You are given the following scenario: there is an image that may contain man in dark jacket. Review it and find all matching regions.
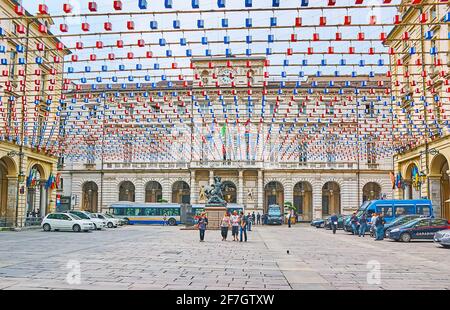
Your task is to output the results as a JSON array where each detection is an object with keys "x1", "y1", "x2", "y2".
[
  {"x1": 350, "y1": 212, "x2": 359, "y2": 235},
  {"x1": 330, "y1": 213, "x2": 339, "y2": 234},
  {"x1": 374, "y1": 214, "x2": 386, "y2": 241}
]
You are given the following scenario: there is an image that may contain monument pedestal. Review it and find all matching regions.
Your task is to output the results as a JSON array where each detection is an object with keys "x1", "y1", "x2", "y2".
[{"x1": 205, "y1": 204, "x2": 227, "y2": 230}]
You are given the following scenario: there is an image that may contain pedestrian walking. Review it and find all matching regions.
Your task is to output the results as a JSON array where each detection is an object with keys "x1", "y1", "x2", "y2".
[
  {"x1": 230, "y1": 211, "x2": 240, "y2": 241},
  {"x1": 197, "y1": 212, "x2": 208, "y2": 242},
  {"x1": 358, "y1": 213, "x2": 368, "y2": 237},
  {"x1": 288, "y1": 210, "x2": 292, "y2": 228},
  {"x1": 220, "y1": 212, "x2": 231, "y2": 241},
  {"x1": 252, "y1": 211, "x2": 256, "y2": 225},
  {"x1": 257, "y1": 212, "x2": 261, "y2": 225},
  {"x1": 264, "y1": 213, "x2": 268, "y2": 225},
  {"x1": 239, "y1": 211, "x2": 248, "y2": 242},
  {"x1": 350, "y1": 212, "x2": 359, "y2": 235},
  {"x1": 247, "y1": 212, "x2": 252, "y2": 231},
  {"x1": 330, "y1": 213, "x2": 338, "y2": 234},
  {"x1": 374, "y1": 213, "x2": 386, "y2": 241}
]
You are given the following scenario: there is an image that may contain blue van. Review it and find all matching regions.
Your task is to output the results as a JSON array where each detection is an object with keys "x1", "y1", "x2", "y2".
[{"x1": 344, "y1": 199, "x2": 433, "y2": 232}]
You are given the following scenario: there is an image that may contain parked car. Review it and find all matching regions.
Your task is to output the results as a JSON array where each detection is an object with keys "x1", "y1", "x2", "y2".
[
  {"x1": 434, "y1": 229, "x2": 450, "y2": 248},
  {"x1": 103, "y1": 212, "x2": 126, "y2": 226},
  {"x1": 93, "y1": 213, "x2": 121, "y2": 228},
  {"x1": 66, "y1": 210, "x2": 106, "y2": 230},
  {"x1": 42, "y1": 213, "x2": 94, "y2": 232},
  {"x1": 387, "y1": 218, "x2": 450, "y2": 242},
  {"x1": 311, "y1": 218, "x2": 325, "y2": 228},
  {"x1": 383, "y1": 214, "x2": 424, "y2": 237},
  {"x1": 325, "y1": 215, "x2": 345, "y2": 230}
]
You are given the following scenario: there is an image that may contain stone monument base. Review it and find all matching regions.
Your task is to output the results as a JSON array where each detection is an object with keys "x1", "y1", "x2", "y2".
[{"x1": 205, "y1": 204, "x2": 227, "y2": 230}]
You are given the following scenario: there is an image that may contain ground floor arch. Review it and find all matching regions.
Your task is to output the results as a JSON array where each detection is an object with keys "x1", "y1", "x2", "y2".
[
  {"x1": 362, "y1": 182, "x2": 382, "y2": 202},
  {"x1": 119, "y1": 181, "x2": 136, "y2": 202},
  {"x1": 322, "y1": 182, "x2": 341, "y2": 216},
  {"x1": 0, "y1": 156, "x2": 17, "y2": 227},
  {"x1": 293, "y1": 181, "x2": 313, "y2": 221},
  {"x1": 145, "y1": 181, "x2": 162, "y2": 202},
  {"x1": 82, "y1": 181, "x2": 99, "y2": 212},
  {"x1": 430, "y1": 154, "x2": 450, "y2": 220},
  {"x1": 264, "y1": 181, "x2": 284, "y2": 213},
  {"x1": 26, "y1": 164, "x2": 48, "y2": 224},
  {"x1": 172, "y1": 181, "x2": 190, "y2": 204},
  {"x1": 403, "y1": 163, "x2": 421, "y2": 199}
]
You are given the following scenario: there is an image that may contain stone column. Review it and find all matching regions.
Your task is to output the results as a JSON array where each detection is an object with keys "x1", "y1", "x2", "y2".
[
  {"x1": 238, "y1": 170, "x2": 244, "y2": 205},
  {"x1": 209, "y1": 170, "x2": 214, "y2": 185},
  {"x1": 6, "y1": 176, "x2": 18, "y2": 227},
  {"x1": 257, "y1": 170, "x2": 263, "y2": 211},
  {"x1": 429, "y1": 175, "x2": 442, "y2": 218},
  {"x1": 135, "y1": 178, "x2": 145, "y2": 203},
  {"x1": 190, "y1": 170, "x2": 197, "y2": 204},
  {"x1": 313, "y1": 184, "x2": 322, "y2": 219},
  {"x1": 162, "y1": 176, "x2": 170, "y2": 202},
  {"x1": 16, "y1": 179, "x2": 27, "y2": 227}
]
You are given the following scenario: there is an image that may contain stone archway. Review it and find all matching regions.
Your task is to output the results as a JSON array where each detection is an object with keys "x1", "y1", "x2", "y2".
[
  {"x1": 322, "y1": 182, "x2": 341, "y2": 217},
  {"x1": 404, "y1": 163, "x2": 420, "y2": 199},
  {"x1": 223, "y1": 181, "x2": 237, "y2": 203},
  {"x1": 264, "y1": 181, "x2": 284, "y2": 213},
  {"x1": 119, "y1": 181, "x2": 136, "y2": 202},
  {"x1": 362, "y1": 182, "x2": 382, "y2": 202},
  {"x1": 82, "y1": 182, "x2": 99, "y2": 212},
  {"x1": 0, "y1": 156, "x2": 17, "y2": 227},
  {"x1": 145, "y1": 181, "x2": 162, "y2": 203},
  {"x1": 172, "y1": 181, "x2": 190, "y2": 204},
  {"x1": 430, "y1": 154, "x2": 449, "y2": 220},
  {"x1": 293, "y1": 181, "x2": 313, "y2": 221},
  {"x1": 26, "y1": 164, "x2": 48, "y2": 223}
]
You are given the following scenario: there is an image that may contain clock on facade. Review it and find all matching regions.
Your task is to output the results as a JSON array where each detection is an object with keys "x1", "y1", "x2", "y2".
[{"x1": 218, "y1": 68, "x2": 235, "y2": 85}]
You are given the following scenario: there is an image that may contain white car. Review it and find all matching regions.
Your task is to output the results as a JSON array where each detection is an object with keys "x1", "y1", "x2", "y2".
[
  {"x1": 93, "y1": 213, "x2": 120, "y2": 228},
  {"x1": 42, "y1": 213, "x2": 94, "y2": 232},
  {"x1": 67, "y1": 210, "x2": 106, "y2": 230}
]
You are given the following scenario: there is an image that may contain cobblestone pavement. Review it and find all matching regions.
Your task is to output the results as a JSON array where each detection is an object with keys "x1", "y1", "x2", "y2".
[{"x1": 0, "y1": 224, "x2": 449, "y2": 290}]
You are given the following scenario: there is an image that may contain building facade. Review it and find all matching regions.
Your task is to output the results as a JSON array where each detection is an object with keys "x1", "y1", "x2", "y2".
[
  {"x1": 385, "y1": 0, "x2": 449, "y2": 220},
  {"x1": 59, "y1": 57, "x2": 394, "y2": 220},
  {"x1": 0, "y1": 0, "x2": 70, "y2": 227}
]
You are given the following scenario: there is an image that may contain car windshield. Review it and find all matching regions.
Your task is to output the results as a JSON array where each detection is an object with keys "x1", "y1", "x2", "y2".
[
  {"x1": 268, "y1": 208, "x2": 280, "y2": 216},
  {"x1": 103, "y1": 213, "x2": 113, "y2": 218},
  {"x1": 401, "y1": 219, "x2": 423, "y2": 228},
  {"x1": 73, "y1": 212, "x2": 90, "y2": 220},
  {"x1": 70, "y1": 214, "x2": 82, "y2": 220}
]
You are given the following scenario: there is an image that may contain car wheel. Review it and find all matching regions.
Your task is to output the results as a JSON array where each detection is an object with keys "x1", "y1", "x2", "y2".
[
  {"x1": 168, "y1": 218, "x2": 176, "y2": 226},
  {"x1": 107, "y1": 222, "x2": 114, "y2": 228},
  {"x1": 124, "y1": 218, "x2": 130, "y2": 225},
  {"x1": 43, "y1": 223, "x2": 51, "y2": 232},
  {"x1": 72, "y1": 224, "x2": 81, "y2": 232},
  {"x1": 93, "y1": 223, "x2": 97, "y2": 230},
  {"x1": 400, "y1": 233, "x2": 411, "y2": 243}
]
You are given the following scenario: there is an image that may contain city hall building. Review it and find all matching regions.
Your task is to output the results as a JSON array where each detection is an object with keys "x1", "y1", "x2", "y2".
[{"x1": 59, "y1": 57, "x2": 394, "y2": 221}]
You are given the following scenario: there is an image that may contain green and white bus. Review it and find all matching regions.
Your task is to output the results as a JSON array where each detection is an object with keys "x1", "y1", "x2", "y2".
[{"x1": 108, "y1": 202, "x2": 182, "y2": 226}]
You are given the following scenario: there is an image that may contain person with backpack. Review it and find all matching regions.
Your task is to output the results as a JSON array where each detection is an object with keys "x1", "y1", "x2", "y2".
[{"x1": 197, "y1": 212, "x2": 208, "y2": 242}]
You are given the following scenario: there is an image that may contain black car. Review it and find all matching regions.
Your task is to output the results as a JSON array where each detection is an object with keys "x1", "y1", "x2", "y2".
[
  {"x1": 387, "y1": 218, "x2": 450, "y2": 242},
  {"x1": 383, "y1": 214, "x2": 424, "y2": 237}
]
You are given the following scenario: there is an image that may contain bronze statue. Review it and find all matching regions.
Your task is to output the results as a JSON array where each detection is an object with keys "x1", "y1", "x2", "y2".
[{"x1": 205, "y1": 176, "x2": 227, "y2": 205}]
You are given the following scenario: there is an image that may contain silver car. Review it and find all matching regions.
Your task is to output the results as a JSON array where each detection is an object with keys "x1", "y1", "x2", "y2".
[{"x1": 434, "y1": 229, "x2": 450, "y2": 248}]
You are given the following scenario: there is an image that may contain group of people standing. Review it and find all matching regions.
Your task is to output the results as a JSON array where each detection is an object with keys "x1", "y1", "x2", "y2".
[
  {"x1": 348, "y1": 212, "x2": 386, "y2": 240},
  {"x1": 195, "y1": 210, "x2": 263, "y2": 242}
]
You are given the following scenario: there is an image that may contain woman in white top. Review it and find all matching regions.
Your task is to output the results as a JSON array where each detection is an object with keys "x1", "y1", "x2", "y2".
[{"x1": 220, "y1": 212, "x2": 231, "y2": 241}]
